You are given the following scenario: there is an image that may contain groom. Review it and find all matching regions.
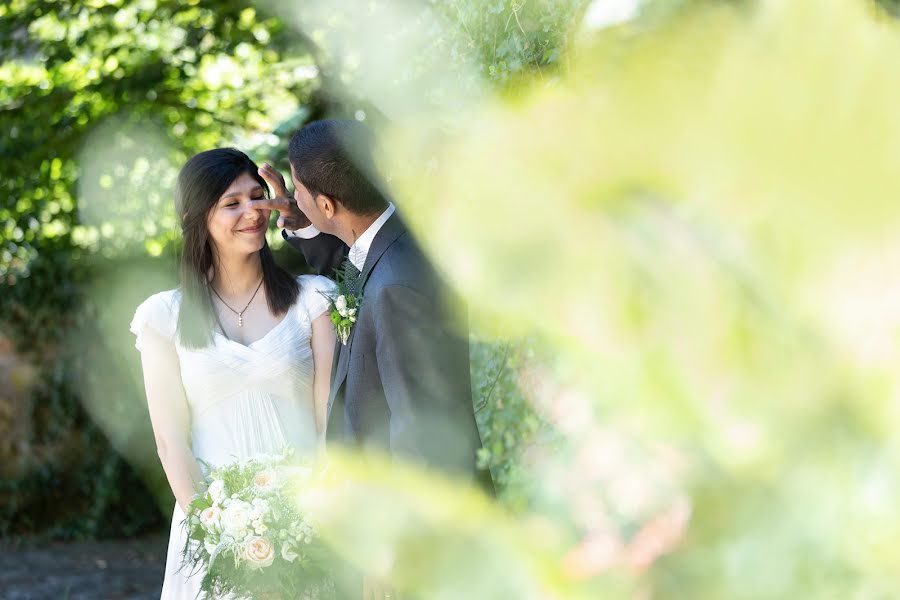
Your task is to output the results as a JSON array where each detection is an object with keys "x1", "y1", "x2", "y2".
[
  {"x1": 255, "y1": 120, "x2": 495, "y2": 484},
  {"x1": 256, "y1": 120, "x2": 493, "y2": 598}
]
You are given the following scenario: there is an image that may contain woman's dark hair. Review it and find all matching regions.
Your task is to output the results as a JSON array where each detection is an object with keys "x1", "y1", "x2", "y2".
[
  {"x1": 175, "y1": 148, "x2": 299, "y2": 348},
  {"x1": 288, "y1": 119, "x2": 389, "y2": 215}
]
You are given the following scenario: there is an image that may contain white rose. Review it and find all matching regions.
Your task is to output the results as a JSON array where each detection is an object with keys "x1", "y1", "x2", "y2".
[
  {"x1": 281, "y1": 543, "x2": 299, "y2": 563},
  {"x1": 243, "y1": 536, "x2": 275, "y2": 569},
  {"x1": 207, "y1": 479, "x2": 226, "y2": 504},
  {"x1": 199, "y1": 506, "x2": 222, "y2": 530},
  {"x1": 335, "y1": 295, "x2": 348, "y2": 317},
  {"x1": 221, "y1": 500, "x2": 252, "y2": 537}
]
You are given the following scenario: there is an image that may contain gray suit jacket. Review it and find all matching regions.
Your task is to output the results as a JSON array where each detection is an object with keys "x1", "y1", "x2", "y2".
[{"x1": 287, "y1": 214, "x2": 494, "y2": 492}]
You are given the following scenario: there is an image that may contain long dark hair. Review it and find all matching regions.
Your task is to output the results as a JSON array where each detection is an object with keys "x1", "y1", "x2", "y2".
[{"x1": 175, "y1": 148, "x2": 299, "y2": 348}]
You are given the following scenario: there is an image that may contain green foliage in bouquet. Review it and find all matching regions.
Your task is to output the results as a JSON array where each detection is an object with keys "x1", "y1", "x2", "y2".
[{"x1": 182, "y1": 449, "x2": 335, "y2": 599}]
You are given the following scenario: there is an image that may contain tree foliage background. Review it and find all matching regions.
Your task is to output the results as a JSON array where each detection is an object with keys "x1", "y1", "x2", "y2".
[{"x1": 0, "y1": 0, "x2": 577, "y2": 539}]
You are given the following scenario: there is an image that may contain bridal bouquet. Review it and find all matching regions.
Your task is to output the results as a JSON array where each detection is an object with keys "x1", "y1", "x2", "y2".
[{"x1": 182, "y1": 448, "x2": 334, "y2": 599}]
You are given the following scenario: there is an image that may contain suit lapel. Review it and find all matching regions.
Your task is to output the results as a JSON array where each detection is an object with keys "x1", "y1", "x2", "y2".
[
  {"x1": 358, "y1": 213, "x2": 406, "y2": 290},
  {"x1": 327, "y1": 213, "x2": 408, "y2": 421}
]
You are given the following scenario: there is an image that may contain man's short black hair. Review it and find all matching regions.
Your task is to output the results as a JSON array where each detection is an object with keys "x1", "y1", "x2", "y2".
[{"x1": 288, "y1": 119, "x2": 389, "y2": 215}]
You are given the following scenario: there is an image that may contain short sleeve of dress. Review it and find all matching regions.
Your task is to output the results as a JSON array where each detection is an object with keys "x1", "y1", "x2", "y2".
[
  {"x1": 129, "y1": 290, "x2": 180, "y2": 352},
  {"x1": 297, "y1": 274, "x2": 337, "y2": 322}
]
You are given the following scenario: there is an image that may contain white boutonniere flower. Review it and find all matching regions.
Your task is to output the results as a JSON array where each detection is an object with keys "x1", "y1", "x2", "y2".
[
  {"x1": 335, "y1": 295, "x2": 348, "y2": 317},
  {"x1": 319, "y1": 260, "x2": 363, "y2": 345}
]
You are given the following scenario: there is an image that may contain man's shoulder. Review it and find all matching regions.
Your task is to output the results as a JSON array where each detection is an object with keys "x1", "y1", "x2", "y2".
[{"x1": 370, "y1": 233, "x2": 435, "y2": 287}]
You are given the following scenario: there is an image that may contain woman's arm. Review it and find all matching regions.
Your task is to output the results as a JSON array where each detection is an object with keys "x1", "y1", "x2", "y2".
[
  {"x1": 310, "y1": 312, "x2": 337, "y2": 449},
  {"x1": 138, "y1": 326, "x2": 204, "y2": 512}
]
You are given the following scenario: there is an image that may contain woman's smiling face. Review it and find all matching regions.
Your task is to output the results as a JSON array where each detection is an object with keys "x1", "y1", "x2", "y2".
[{"x1": 206, "y1": 172, "x2": 271, "y2": 257}]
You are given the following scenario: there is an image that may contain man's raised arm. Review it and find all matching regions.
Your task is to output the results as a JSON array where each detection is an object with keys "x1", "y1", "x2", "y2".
[{"x1": 252, "y1": 163, "x2": 348, "y2": 276}]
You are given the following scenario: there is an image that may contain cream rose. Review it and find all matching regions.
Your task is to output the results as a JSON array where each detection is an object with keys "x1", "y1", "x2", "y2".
[
  {"x1": 253, "y1": 469, "x2": 278, "y2": 493},
  {"x1": 243, "y1": 536, "x2": 275, "y2": 569},
  {"x1": 221, "y1": 500, "x2": 252, "y2": 537},
  {"x1": 199, "y1": 506, "x2": 222, "y2": 530}
]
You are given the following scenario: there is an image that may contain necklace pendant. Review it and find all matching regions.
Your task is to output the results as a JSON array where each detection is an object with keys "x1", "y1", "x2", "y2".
[{"x1": 238, "y1": 315, "x2": 243, "y2": 327}]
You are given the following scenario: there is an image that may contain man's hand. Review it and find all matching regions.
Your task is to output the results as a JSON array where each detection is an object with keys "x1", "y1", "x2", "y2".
[
  {"x1": 363, "y1": 576, "x2": 401, "y2": 600},
  {"x1": 251, "y1": 162, "x2": 312, "y2": 231}
]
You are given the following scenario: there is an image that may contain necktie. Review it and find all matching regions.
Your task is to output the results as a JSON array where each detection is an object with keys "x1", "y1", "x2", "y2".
[{"x1": 337, "y1": 259, "x2": 362, "y2": 297}]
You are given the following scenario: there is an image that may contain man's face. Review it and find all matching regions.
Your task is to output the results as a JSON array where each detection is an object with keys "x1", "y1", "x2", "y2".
[{"x1": 290, "y1": 164, "x2": 331, "y2": 233}]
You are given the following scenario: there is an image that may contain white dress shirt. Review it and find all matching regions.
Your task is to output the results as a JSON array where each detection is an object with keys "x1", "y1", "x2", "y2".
[{"x1": 285, "y1": 202, "x2": 396, "y2": 271}]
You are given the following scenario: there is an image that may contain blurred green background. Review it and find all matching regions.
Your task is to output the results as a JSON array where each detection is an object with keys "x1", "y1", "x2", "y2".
[{"x1": 6, "y1": 0, "x2": 900, "y2": 597}]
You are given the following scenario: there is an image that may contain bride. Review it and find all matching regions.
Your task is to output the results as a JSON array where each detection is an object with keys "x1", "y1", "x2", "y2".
[{"x1": 130, "y1": 148, "x2": 337, "y2": 598}]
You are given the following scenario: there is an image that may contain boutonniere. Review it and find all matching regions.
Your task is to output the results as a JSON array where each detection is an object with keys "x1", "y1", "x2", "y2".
[{"x1": 320, "y1": 260, "x2": 363, "y2": 345}]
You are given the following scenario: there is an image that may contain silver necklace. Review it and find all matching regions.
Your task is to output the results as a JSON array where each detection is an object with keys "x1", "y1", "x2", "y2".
[{"x1": 210, "y1": 277, "x2": 264, "y2": 328}]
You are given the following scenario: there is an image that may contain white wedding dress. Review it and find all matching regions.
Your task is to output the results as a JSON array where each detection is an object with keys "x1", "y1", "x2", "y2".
[{"x1": 130, "y1": 274, "x2": 336, "y2": 599}]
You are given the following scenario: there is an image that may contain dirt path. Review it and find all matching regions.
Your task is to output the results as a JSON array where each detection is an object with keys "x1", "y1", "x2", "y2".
[{"x1": 0, "y1": 534, "x2": 166, "y2": 600}]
